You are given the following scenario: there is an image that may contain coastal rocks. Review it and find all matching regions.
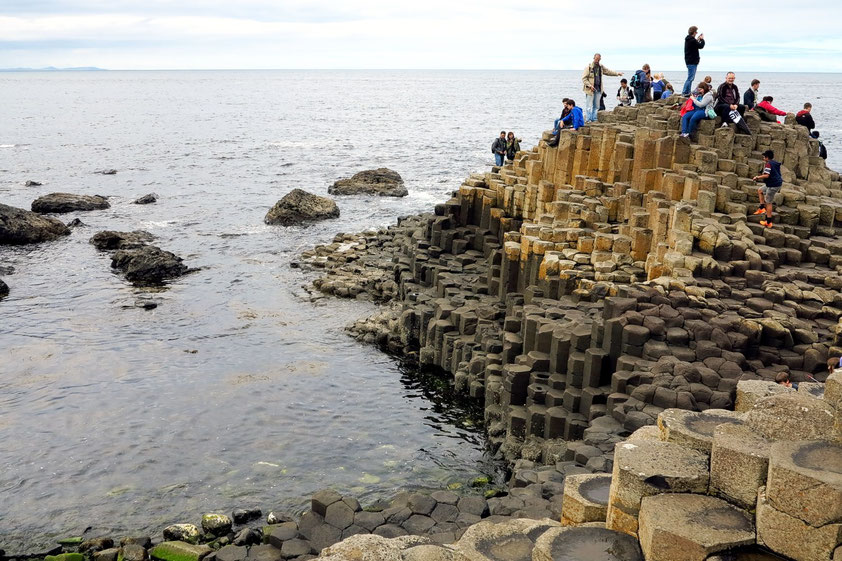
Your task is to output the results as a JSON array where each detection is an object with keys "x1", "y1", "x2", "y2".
[
  {"x1": 0, "y1": 279, "x2": 8, "y2": 300},
  {"x1": 111, "y1": 245, "x2": 189, "y2": 285},
  {"x1": 0, "y1": 203, "x2": 70, "y2": 244},
  {"x1": 31, "y1": 193, "x2": 110, "y2": 214},
  {"x1": 264, "y1": 189, "x2": 339, "y2": 226},
  {"x1": 96, "y1": 169, "x2": 118, "y2": 175},
  {"x1": 201, "y1": 514, "x2": 233, "y2": 537},
  {"x1": 163, "y1": 524, "x2": 201, "y2": 544},
  {"x1": 25, "y1": 180, "x2": 42, "y2": 186},
  {"x1": 134, "y1": 193, "x2": 158, "y2": 205},
  {"x1": 150, "y1": 542, "x2": 211, "y2": 561},
  {"x1": 232, "y1": 508, "x2": 262, "y2": 525},
  {"x1": 328, "y1": 169, "x2": 408, "y2": 197},
  {"x1": 90, "y1": 230, "x2": 155, "y2": 250}
]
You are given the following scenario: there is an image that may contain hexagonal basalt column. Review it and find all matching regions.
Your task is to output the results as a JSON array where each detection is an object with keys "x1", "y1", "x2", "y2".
[
  {"x1": 561, "y1": 474, "x2": 611, "y2": 526},
  {"x1": 766, "y1": 440, "x2": 842, "y2": 527},
  {"x1": 734, "y1": 380, "x2": 792, "y2": 413},
  {"x1": 606, "y1": 440, "x2": 709, "y2": 537},
  {"x1": 745, "y1": 392, "x2": 837, "y2": 442},
  {"x1": 638, "y1": 494, "x2": 754, "y2": 561},
  {"x1": 710, "y1": 423, "x2": 773, "y2": 509},
  {"x1": 657, "y1": 408, "x2": 744, "y2": 453},
  {"x1": 532, "y1": 526, "x2": 643, "y2": 561},
  {"x1": 757, "y1": 487, "x2": 842, "y2": 561},
  {"x1": 456, "y1": 518, "x2": 558, "y2": 561}
]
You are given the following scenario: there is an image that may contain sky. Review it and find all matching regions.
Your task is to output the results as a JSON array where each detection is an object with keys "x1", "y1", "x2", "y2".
[{"x1": 1, "y1": 0, "x2": 842, "y2": 71}]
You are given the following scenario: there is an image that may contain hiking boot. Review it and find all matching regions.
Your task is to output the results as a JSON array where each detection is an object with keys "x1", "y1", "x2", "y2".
[
  {"x1": 753, "y1": 208, "x2": 766, "y2": 215},
  {"x1": 760, "y1": 220, "x2": 773, "y2": 228}
]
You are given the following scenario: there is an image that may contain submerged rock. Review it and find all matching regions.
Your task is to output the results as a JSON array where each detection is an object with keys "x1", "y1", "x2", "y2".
[
  {"x1": 97, "y1": 169, "x2": 118, "y2": 175},
  {"x1": 67, "y1": 218, "x2": 88, "y2": 229},
  {"x1": 329, "y1": 168, "x2": 408, "y2": 197},
  {"x1": 31, "y1": 193, "x2": 110, "y2": 214},
  {"x1": 134, "y1": 193, "x2": 157, "y2": 205},
  {"x1": 0, "y1": 202, "x2": 71, "y2": 245},
  {"x1": 111, "y1": 245, "x2": 189, "y2": 285},
  {"x1": 264, "y1": 188, "x2": 339, "y2": 226},
  {"x1": 90, "y1": 230, "x2": 155, "y2": 251},
  {"x1": 25, "y1": 180, "x2": 42, "y2": 186},
  {"x1": 0, "y1": 278, "x2": 8, "y2": 299}
]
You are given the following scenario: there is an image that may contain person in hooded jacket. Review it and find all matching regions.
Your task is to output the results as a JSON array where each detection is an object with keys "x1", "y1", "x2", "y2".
[
  {"x1": 796, "y1": 103, "x2": 816, "y2": 132},
  {"x1": 547, "y1": 100, "x2": 585, "y2": 147},
  {"x1": 755, "y1": 96, "x2": 787, "y2": 123},
  {"x1": 683, "y1": 26, "x2": 705, "y2": 96}
]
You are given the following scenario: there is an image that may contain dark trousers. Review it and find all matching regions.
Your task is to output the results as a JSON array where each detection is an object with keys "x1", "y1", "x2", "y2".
[
  {"x1": 634, "y1": 87, "x2": 646, "y2": 103},
  {"x1": 715, "y1": 103, "x2": 746, "y2": 123}
]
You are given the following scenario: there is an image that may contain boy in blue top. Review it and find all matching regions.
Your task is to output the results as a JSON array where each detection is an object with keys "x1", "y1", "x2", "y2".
[{"x1": 752, "y1": 150, "x2": 783, "y2": 228}]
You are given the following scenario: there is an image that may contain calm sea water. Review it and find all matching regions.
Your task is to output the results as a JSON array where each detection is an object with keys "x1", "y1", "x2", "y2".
[{"x1": 0, "y1": 70, "x2": 840, "y2": 551}]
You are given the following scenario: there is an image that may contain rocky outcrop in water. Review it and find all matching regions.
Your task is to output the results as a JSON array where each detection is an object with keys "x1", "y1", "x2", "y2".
[
  {"x1": 329, "y1": 168, "x2": 408, "y2": 197},
  {"x1": 32, "y1": 193, "x2": 110, "y2": 214},
  {"x1": 25, "y1": 180, "x2": 42, "y2": 186},
  {"x1": 0, "y1": 278, "x2": 8, "y2": 300},
  {"x1": 0, "y1": 203, "x2": 71, "y2": 245},
  {"x1": 90, "y1": 230, "x2": 155, "y2": 251},
  {"x1": 91, "y1": 230, "x2": 189, "y2": 286},
  {"x1": 264, "y1": 189, "x2": 339, "y2": 226},
  {"x1": 134, "y1": 193, "x2": 157, "y2": 205}
]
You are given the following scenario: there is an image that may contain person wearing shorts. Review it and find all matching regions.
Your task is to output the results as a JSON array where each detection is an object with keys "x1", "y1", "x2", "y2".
[{"x1": 752, "y1": 150, "x2": 783, "y2": 228}]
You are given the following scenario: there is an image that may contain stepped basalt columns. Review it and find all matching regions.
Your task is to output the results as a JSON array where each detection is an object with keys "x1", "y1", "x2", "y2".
[{"x1": 302, "y1": 96, "x2": 842, "y2": 472}]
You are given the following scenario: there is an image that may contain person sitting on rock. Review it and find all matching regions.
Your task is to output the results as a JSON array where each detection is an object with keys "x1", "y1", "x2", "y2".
[
  {"x1": 812, "y1": 131, "x2": 828, "y2": 160},
  {"x1": 679, "y1": 82, "x2": 714, "y2": 138},
  {"x1": 751, "y1": 149, "x2": 783, "y2": 229},
  {"x1": 743, "y1": 79, "x2": 760, "y2": 109},
  {"x1": 553, "y1": 98, "x2": 571, "y2": 134},
  {"x1": 775, "y1": 371, "x2": 798, "y2": 389},
  {"x1": 547, "y1": 100, "x2": 585, "y2": 147},
  {"x1": 755, "y1": 96, "x2": 787, "y2": 123},
  {"x1": 714, "y1": 72, "x2": 746, "y2": 127},
  {"x1": 796, "y1": 102, "x2": 816, "y2": 132}
]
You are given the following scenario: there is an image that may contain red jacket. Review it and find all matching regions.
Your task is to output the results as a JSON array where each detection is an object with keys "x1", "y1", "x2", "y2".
[{"x1": 757, "y1": 101, "x2": 786, "y2": 116}]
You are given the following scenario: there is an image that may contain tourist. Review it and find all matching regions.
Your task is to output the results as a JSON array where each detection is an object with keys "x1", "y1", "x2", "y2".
[
  {"x1": 812, "y1": 131, "x2": 828, "y2": 160},
  {"x1": 553, "y1": 98, "x2": 571, "y2": 134},
  {"x1": 755, "y1": 96, "x2": 787, "y2": 123},
  {"x1": 679, "y1": 82, "x2": 715, "y2": 138},
  {"x1": 715, "y1": 72, "x2": 749, "y2": 132},
  {"x1": 631, "y1": 64, "x2": 651, "y2": 104},
  {"x1": 617, "y1": 79, "x2": 633, "y2": 106},
  {"x1": 796, "y1": 103, "x2": 816, "y2": 132},
  {"x1": 581, "y1": 53, "x2": 623, "y2": 122},
  {"x1": 682, "y1": 26, "x2": 705, "y2": 96},
  {"x1": 651, "y1": 73, "x2": 665, "y2": 101},
  {"x1": 827, "y1": 356, "x2": 841, "y2": 374},
  {"x1": 506, "y1": 132, "x2": 521, "y2": 162},
  {"x1": 661, "y1": 83, "x2": 675, "y2": 99},
  {"x1": 775, "y1": 372, "x2": 798, "y2": 389},
  {"x1": 704, "y1": 75, "x2": 713, "y2": 87},
  {"x1": 752, "y1": 149, "x2": 783, "y2": 229},
  {"x1": 491, "y1": 131, "x2": 507, "y2": 167},
  {"x1": 743, "y1": 79, "x2": 760, "y2": 109},
  {"x1": 547, "y1": 100, "x2": 585, "y2": 147}
]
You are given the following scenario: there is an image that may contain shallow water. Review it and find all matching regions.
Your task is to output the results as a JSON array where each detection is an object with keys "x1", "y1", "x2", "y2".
[{"x1": 0, "y1": 70, "x2": 840, "y2": 551}]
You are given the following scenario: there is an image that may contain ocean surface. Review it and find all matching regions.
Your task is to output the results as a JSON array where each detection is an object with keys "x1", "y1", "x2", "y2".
[{"x1": 1, "y1": 70, "x2": 840, "y2": 551}]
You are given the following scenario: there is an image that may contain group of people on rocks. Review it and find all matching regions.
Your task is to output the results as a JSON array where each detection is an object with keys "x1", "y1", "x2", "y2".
[{"x1": 491, "y1": 131, "x2": 522, "y2": 167}]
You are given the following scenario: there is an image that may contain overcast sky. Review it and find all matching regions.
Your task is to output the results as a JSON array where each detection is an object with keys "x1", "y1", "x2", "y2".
[{"x1": 2, "y1": 0, "x2": 841, "y2": 71}]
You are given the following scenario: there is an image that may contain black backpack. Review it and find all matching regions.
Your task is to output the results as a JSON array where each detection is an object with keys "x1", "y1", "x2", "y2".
[{"x1": 819, "y1": 141, "x2": 828, "y2": 160}]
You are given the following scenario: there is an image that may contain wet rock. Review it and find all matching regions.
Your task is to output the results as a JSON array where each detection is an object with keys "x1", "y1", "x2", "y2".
[
  {"x1": 0, "y1": 279, "x2": 8, "y2": 300},
  {"x1": 279, "y1": 539, "x2": 310, "y2": 558},
  {"x1": 202, "y1": 514, "x2": 233, "y2": 537},
  {"x1": 31, "y1": 193, "x2": 110, "y2": 214},
  {"x1": 97, "y1": 169, "x2": 118, "y2": 175},
  {"x1": 93, "y1": 548, "x2": 119, "y2": 561},
  {"x1": 66, "y1": 218, "x2": 87, "y2": 228},
  {"x1": 134, "y1": 193, "x2": 157, "y2": 205},
  {"x1": 328, "y1": 168, "x2": 408, "y2": 197},
  {"x1": 214, "y1": 545, "x2": 245, "y2": 561},
  {"x1": 121, "y1": 537, "x2": 152, "y2": 548},
  {"x1": 90, "y1": 230, "x2": 155, "y2": 250},
  {"x1": 163, "y1": 524, "x2": 200, "y2": 544},
  {"x1": 111, "y1": 245, "x2": 190, "y2": 285},
  {"x1": 242, "y1": 544, "x2": 281, "y2": 561},
  {"x1": 318, "y1": 534, "x2": 429, "y2": 561},
  {"x1": 120, "y1": 544, "x2": 148, "y2": 561},
  {"x1": 264, "y1": 189, "x2": 339, "y2": 226},
  {"x1": 532, "y1": 526, "x2": 643, "y2": 561},
  {"x1": 266, "y1": 512, "x2": 294, "y2": 525},
  {"x1": 232, "y1": 508, "x2": 262, "y2": 525},
  {"x1": 457, "y1": 518, "x2": 558, "y2": 561},
  {"x1": 80, "y1": 538, "x2": 114, "y2": 553},
  {"x1": 266, "y1": 522, "x2": 298, "y2": 548},
  {"x1": 25, "y1": 180, "x2": 42, "y2": 186},
  {"x1": 0, "y1": 203, "x2": 71, "y2": 244},
  {"x1": 149, "y1": 542, "x2": 211, "y2": 561}
]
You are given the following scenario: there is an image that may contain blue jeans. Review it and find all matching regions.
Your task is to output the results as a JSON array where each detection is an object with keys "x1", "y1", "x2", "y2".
[
  {"x1": 585, "y1": 88, "x2": 601, "y2": 121},
  {"x1": 683, "y1": 64, "x2": 697, "y2": 96},
  {"x1": 681, "y1": 108, "x2": 707, "y2": 134},
  {"x1": 494, "y1": 153, "x2": 505, "y2": 166}
]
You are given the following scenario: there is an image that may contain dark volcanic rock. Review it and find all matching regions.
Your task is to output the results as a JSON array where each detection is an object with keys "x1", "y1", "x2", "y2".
[
  {"x1": 329, "y1": 168, "x2": 408, "y2": 197},
  {"x1": 264, "y1": 189, "x2": 339, "y2": 226},
  {"x1": 25, "y1": 180, "x2": 42, "y2": 186},
  {"x1": 31, "y1": 193, "x2": 110, "y2": 214},
  {"x1": 90, "y1": 230, "x2": 155, "y2": 251},
  {"x1": 97, "y1": 169, "x2": 118, "y2": 175},
  {"x1": 111, "y1": 245, "x2": 189, "y2": 285},
  {"x1": 67, "y1": 218, "x2": 88, "y2": 228},
  {"x1": 0, "y1": 203, "x2": 71, "y2": 245},
  {"x1": 134, "y1": 193, "x2": 157, "y2": 205},
  {"x1": 0, "y1": 278, "x2": 8, "y2": 299}
]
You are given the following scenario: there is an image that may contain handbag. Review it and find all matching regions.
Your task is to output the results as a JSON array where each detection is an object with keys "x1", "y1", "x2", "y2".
[{"x1": 706, "y1": 106, "x2": 717, "y2": 119}]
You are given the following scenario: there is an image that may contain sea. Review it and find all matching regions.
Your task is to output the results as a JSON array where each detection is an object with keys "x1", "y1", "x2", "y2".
[{"x1": 1, "y1": 70, "x2": 840, "y2": 552}]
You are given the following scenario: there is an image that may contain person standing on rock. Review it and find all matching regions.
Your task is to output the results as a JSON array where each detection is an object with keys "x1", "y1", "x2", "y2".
[
  {"x1": 582, "y1": 53, "x2": 623, "y2": 123},
  {"x1": 506, "y1": 132, "x2": 521, "y2": 162},
  {"x1": 631, "y1": 64, "x2": 651, "y2": 104},
  {"x1": 752, "y1": 150, "x2": 783, "y2": 229},
  {"x1": 491, "y1": 131, "x2": 507, "y2": 167},
  {"x1": 683, "y1": 26, "x2": 705, "y2": 96}
]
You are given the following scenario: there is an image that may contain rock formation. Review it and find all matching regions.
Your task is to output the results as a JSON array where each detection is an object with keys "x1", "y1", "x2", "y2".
[
  {"x1": 31, "y1": 193, "x2": 110, "y2": 214},
  {"x1": 329, "y1": 168, "x2": 408, "y2": 197},
  {"x1": 0, "y1": 278, "x2": 8, "y2": 300},
  {"x1": 0, "y1": 202, "x2": 71, "y2": 244},
  {"x1": 90, "y1": 231, "x2": 190, "y2": 286},
  {"x1": 265, "y1": 189, "x2": 340, "y2": 226},
  {"x1": 134, "y1": 193, "x2": 157, "y2": 205}
]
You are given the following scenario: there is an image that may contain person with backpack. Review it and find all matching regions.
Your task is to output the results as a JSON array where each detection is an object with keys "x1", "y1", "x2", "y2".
[
  {"x1": 617, "y1": 79, "x2": 633, "y2": 106},
  {"x1": 491, "y1": 131, "x2": 507, "y2": 167},
  {"x1": 631, "y1": 64, "x2": 651, "y2": 104},
  {"x1": 683, "y1": 26, "x2": 705, "y2": 96},
  {"x1": 755, "y1": 96, "x2": 787, "y2": 123},
  {"x1": 581, "y1": 53, "x2": 623, "y2": 122},
  {"x1": 796, "y1": 103, "x2": 816, "y2": 132},
  {"x1": 751, "y1": 150, "x2": 783, "y2": 229},
  {"x1": 812, "y1": 131, "x2": 828, "y2": 160},
  {"x1": 506, "y1": 132, "x2": 521, "y2": 162}
]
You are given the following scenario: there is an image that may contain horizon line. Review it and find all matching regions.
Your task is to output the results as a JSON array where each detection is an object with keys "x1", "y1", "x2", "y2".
[{"x1": 4, "y1": 67, "x2": 842, "y2": 74}]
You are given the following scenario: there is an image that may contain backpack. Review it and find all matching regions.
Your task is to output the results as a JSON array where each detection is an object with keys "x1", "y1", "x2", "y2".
[
  {"x1": 819, "y1": 141, "x2": 827, "y2": 160},
  {"x1": 630, "y1": 72, "x2": 640, "y2": 88}
]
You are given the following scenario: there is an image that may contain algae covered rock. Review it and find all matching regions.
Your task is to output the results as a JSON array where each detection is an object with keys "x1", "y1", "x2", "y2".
[
  {"x1": 31, "y1": 192, "x2": 110, "y2": 214},
  {"x1": 329, "y1": 168, "x2": 408, "y2": 197},
  {"x1": 0, "y1": 202, "x2": 71, "y2": 245},
  {"x1": 162, "y1": 524, "x2": 200, "y2": 544},
  {"x1": 201, "y1": 513, "x2": 232, "y2": 537},
  {"x1": 264, "y1": 189, "x2": 339, "y2": 226},
  {"x1": 149, "y1": 541, "x2": 211, "y2": 561}
]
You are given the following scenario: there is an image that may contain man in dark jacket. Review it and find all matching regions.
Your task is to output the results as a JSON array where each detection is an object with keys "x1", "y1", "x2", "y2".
[
  {"x1": 744, "y1": 79, "x2": 760, "y2": 109},
  {"x1": 796, "y1": 103, "x2": 816, "y2": 132},
  {"x1": 491, "y1": 131, "x2": 507, "y2": 167},
  {"x1": 682, "y1": 26, "x2": 705, "y2": 96},
  {"x1": 715, "y1": 72, "x2": 747, "y2": 129}
]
